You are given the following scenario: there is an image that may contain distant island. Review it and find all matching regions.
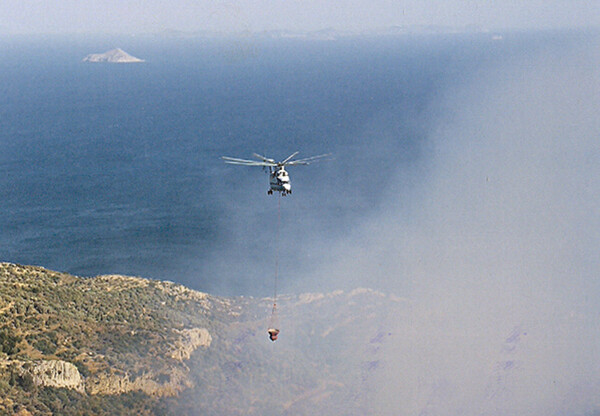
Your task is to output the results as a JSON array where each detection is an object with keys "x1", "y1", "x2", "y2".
[{"x1": 82, "y1": 48, "x2": 144, "y2": 63}]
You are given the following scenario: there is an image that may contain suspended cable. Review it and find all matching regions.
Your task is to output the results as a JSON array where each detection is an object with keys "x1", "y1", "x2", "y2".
[
  {"x1": 268, "y1": 195, "x2": 281, "y2": 341},
  {"x1": 220, "y1": 151, "x2": 330, "y2": 342}
]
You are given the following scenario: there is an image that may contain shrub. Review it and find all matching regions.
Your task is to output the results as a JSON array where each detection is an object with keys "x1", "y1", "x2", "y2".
[
  {"x1": 0, "y1": 330, "x2": 21, "y2": 355},
  {"x1": 34, "y1": 338, "x2": 56, "y2": 355},
  {"x1": 17, "y1": 372, "x2": 36, "y2": 392}
]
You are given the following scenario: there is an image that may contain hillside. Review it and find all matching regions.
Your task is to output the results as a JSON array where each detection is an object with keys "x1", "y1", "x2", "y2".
[{"x1": 0, "y1": 263, "x2": 406, "y2": 415}]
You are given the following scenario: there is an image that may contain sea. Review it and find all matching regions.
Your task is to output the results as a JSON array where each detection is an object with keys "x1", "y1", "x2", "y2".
[{"x1": 0, "y1": 31, "x2": 582, "y2": 296}]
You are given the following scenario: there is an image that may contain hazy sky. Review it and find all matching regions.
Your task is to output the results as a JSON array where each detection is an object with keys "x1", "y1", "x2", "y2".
[{"x1": 0, "y1": 0, "x2": 598, "y2": 34}]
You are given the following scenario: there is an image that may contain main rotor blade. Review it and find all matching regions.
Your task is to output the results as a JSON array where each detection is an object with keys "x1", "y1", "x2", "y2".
[
  {"x1": 285, "y1": 153, "x2": 332, "y2": 165},
  {"x1": 223, "y1": 161, "x2": 273, "y2": 166},
  {"x1": 280, "y1": 151, "x2": 300, "y2": 165},
  {"x1": 222, "y1": 156, "x2": 276, "y2": 167},
  {"x1": 253, "y1": 153, "x2": 277, "y2": 164}
]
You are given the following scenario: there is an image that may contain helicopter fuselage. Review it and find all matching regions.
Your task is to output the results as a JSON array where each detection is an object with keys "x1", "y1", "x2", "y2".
[{"x1": 268, "y1": 166, "x2": 292, "y2": 195}]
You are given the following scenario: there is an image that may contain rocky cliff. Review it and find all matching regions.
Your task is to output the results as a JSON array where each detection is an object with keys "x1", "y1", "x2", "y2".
[
  {"x1": 26, "y1": 359, "x2": 85, "y2": 393},
  {"x1": 1, "y1": 359, "x2": 84, "y2": 392}
]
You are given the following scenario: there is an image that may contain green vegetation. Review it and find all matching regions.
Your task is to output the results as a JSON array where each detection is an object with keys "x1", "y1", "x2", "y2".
[
  {"x1": 0, "y1": 329, "x2": 21, "y2": 355},
  {"x1": 0, "y1": 263, "x2": 235, "y2": 414}
]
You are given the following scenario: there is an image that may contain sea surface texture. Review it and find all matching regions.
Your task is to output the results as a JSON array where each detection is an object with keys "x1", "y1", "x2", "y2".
[{"x1": 0, "y1": 32, "x2": 582, "y2": 295}]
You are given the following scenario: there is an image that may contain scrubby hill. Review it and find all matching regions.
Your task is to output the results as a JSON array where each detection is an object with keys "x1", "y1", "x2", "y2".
[{"x1": 0, "y1": 263, "x2": 405, "y2": 415}]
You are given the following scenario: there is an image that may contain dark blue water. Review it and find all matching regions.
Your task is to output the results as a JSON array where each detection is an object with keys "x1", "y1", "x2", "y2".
[{"x1": 0, "y1": 33, "x2": 552, "y2": 295}]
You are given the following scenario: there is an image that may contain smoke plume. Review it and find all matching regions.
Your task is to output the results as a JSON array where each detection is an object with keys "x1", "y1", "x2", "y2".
[{"x1": 301, "y1": 35, "x2": 600, "y2": 415}]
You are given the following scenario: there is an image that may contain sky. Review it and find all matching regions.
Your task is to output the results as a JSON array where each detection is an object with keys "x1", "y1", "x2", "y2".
[{"x1": 0, "y1": 0, "x2": 598, "y2": 34}]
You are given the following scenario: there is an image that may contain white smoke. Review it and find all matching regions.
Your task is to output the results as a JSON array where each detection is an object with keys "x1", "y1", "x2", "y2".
[{"x1": 307, "y1": 35, "x2": 600, "y2": 415}]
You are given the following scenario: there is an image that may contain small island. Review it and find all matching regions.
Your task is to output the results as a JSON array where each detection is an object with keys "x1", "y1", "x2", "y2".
[{"x1": 82, "y1": 48, "x2": 144, "y2": 63}]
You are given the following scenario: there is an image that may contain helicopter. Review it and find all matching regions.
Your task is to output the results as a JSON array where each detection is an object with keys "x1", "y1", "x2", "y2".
[{"x1": 222, "y1": 152, "x2": 330, "y2": 195}]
